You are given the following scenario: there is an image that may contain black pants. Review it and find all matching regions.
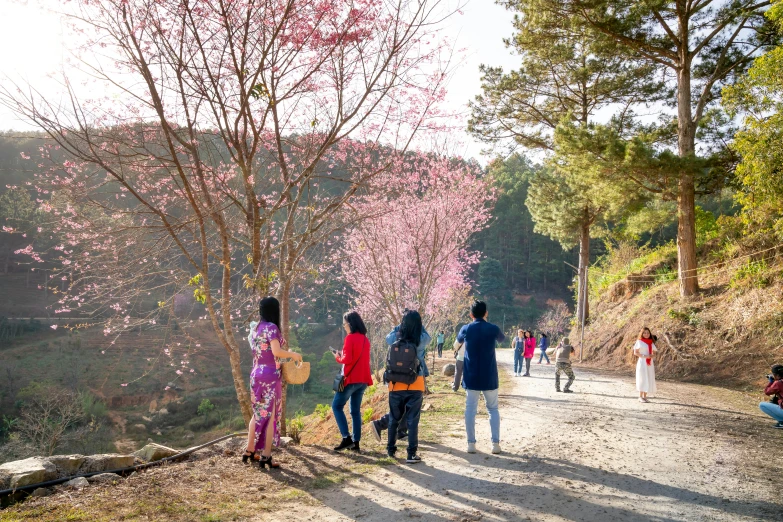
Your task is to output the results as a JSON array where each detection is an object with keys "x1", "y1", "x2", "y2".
[
  {"x1": 437, "y1": 343, "x2": 443, "y2": 357},
  {"x1": 377, "y1": 411, "x2": 409, "y2": 438},
  {"x1": 387, "y1": 390, "x2": 423, "y2": 456}
]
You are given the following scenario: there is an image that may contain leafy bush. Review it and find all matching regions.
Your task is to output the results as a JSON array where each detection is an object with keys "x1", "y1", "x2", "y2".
[
  {"x1": 314, "y1": 403, "x2": 330, "y2": 420},
  {"x1": 297, "y1": 324, "x2": 315, "y2": 347},
  {"x1": 197, "y1": 398, "x2": 216, "y2": 417},
  {"x1": 667, "y1": 307, "x2": 701, "y2": 326},
  {"x1": 695, "y1": 206, "x2": 719, "y2": 247},
  {"x1": 79, "y1": 391, "x2": 108, "y2": 420},
  {"x1": 362, "y1": 407, "x2": 374, "y2": 424},
  {"x1": 730, "y1": 259, "x2": 770, "y2": 289},
  {"x1": 287, "y1": 410, "x2": 306, "y2": 444},
  {"x1": 654, "y1": 266, "x2": 676, "y2": 284}
]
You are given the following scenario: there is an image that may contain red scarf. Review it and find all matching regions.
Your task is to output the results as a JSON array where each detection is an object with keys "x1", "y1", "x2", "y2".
[{"x1": 640, "y1": 337, "x2": 653, "y2": 366}]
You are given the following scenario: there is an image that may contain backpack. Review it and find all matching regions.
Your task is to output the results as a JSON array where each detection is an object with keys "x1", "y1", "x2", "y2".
[{"x1": 384, "y1": 338, "x2": 420, "y2": 385}]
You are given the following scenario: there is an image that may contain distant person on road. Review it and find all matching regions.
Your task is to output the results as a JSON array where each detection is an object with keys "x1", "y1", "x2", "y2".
[
  {"x1": 452, "y1": 335, "x2": 466, "y2": 392},
  {"x1": 522, "y1": 330, "x2": 536, "y2": 376},
  {"x1": 331, "y1": 311, "x2": 373, "y2": 453},
  {"x1": 634, "y1": 327, "x2": 658, "y2": 403},
  {"x1": 244, "y1": 297, "x2": 303, "y2": 469},
  {"x1": 760, "y1": 364, "x2": 783, "y2": 429},
  {"x1": 537, "y1": 333, "x2": 550, "y2": 365},
  {"x1": 554, "y1": 338, "x2": 576, "y2": 393},
  {"x1": 371, "y1": 310, "x2": 430, "y2": 463},
  {"x1": 437, "y1": 331, "x2": 445, "y2": 358},
  {"x1": 512, "y1": 329, "x2": 525, "y2": 376},
  {"x1": 458, "y1": 300, "x2": 505, "y2": 454}
]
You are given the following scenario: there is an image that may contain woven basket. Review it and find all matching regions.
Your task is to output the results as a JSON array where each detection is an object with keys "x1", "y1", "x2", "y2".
[{"x1": 281, "y1": 360, "x2": 310, "y2": 385}]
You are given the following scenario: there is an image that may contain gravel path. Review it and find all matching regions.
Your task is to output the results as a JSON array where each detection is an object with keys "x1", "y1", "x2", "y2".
[{"x1": 289, "y1": 350, "x2": 783, "y2": 521}]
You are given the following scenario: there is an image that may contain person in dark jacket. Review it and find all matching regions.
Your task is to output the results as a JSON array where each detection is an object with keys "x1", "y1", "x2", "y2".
[
  {"x1": 537, "y1": 333, "x2": 550, "y2": 364},
  {"x1": 457, "y1": 300, "x2": 505, "y2": 454},
  {"x1": 332, "y1": 311, "x2": 374, "y2": 452}
]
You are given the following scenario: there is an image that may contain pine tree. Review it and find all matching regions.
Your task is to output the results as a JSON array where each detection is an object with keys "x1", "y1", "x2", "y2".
[
  {"x1": 469, "y1": 10, "x2": 657, "y2": 320},
  {"x1": 503, "y1": 0, "x2": 775, "y2": 296}
]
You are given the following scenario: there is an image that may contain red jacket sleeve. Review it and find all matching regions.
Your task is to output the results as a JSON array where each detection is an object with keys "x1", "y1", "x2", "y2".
[
  {"x1": 335, "y1": 334, "x2": 360, "y2": 366},
  {"x1": 765, "y1": 380, "x2": 783, "y2": 396}
]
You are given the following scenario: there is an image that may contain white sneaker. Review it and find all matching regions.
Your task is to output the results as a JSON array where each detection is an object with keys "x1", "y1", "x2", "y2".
[
  {"x1": 467, "y1": 443, "x2": 476, "y2": 454},
  {"x1": 491, "y1": 443, "x2": 502, "y2": 454}
]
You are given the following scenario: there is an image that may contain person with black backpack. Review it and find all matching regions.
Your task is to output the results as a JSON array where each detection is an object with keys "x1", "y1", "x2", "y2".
[{"x1": 370, "y1": 310, "x2": 430, "y2": 463}]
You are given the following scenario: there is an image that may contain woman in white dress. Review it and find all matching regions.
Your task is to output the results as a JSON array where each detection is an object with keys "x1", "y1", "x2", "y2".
[{"x1": 633, "y1": 327, "x2": 657, "y2": 403}]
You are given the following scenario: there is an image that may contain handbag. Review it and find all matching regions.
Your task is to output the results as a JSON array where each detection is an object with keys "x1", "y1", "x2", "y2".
[
  {"x1": 332, "y1": 338, "x2": 366, "y2": 392},
  {"x1": 281, "y1": 360, "x2": 310, "y2": 385}
]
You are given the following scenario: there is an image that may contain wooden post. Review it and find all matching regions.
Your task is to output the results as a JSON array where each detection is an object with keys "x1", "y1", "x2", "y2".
[{"x1": 579, "y1": 265, "x2": 588, "y2": 363}]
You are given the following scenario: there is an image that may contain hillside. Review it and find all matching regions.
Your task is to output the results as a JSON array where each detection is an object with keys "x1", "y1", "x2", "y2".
[
  {"x1": 0, "y1": 311, "x2": 345, "y2": 455},
  {"x1": 578, "y1": 240, "x2": 783, "y2": 390}
]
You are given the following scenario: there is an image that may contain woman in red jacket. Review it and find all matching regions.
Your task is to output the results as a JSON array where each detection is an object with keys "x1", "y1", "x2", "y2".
[{"x1": 332, "y1": 311, "x2": 374, "y2": 452}]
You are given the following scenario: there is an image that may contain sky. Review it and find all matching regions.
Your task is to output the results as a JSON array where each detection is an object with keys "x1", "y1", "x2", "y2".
[{"x1": 0, "y1": 0, "x2": 520, "y2": 164}]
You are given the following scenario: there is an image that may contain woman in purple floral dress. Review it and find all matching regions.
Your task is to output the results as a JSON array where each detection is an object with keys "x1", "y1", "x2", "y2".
[{"x1": 243, "y1": 297, "x2": 302, "y2": 469}]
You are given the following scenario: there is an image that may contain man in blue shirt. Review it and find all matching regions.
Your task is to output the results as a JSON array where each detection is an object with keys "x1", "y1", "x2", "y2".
[{"x1": 457, "y1": 300, "x2": 505, "y2": 454}]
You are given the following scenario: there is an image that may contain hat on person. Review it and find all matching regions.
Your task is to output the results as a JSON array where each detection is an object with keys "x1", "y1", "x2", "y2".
[{"x1": 772, "y1": 364, "x2": 783, "y2": 376}]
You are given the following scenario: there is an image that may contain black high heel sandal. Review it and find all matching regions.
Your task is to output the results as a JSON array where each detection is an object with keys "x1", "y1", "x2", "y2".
[
  {"x1": 241, "y1": 450, "x2": 257, "y2": 464},
  {"x1": 258, "y1": 455, "x2": 280, "y2": 469}
]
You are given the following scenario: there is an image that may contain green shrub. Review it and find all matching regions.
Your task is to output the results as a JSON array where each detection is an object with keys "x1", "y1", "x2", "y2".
[
  {"x1": 287, "y1": 410, "x2": 306, "y2": 444},
  {"x1": 297, "y1": 324, "x2": 315, "y2": 347},
  {"x1": 667, "y1": 307, "x2": 701, "y2": 326},
  {"x1": 654, "y1": 266, "x2": 676, "y2": 284},
  {"x1": 314, "y1": 403, "x2": 330, "y2": 420},
  {"x1": 197, "y1": 398, "x2": 216, "y2": 417},
  {"x1": 362, "y1": 407, "x2": 374, "y2": 424},
  {"x1": 79, "y1": 391, "x2": 108, "y2": 420},
  {"x1": 695, "y1": 206, "x2": 719, "y2": 246},
  {"x1": 730, "y1": 259, "x2": 770, "y2": 289}
]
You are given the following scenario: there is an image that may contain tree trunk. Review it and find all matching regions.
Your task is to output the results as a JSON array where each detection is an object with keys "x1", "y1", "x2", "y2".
[
  {"x1": 277, "y1": 281, "x2": 291, "y2": 436},
  {"x1": 676, "y1": 25, "x2": 699, "y2": 297},
  {"x1": 227, "y1": 343, "x2": 254, "y2": 423},
  {"x1": 577, "y1": 210, "x2": 590, "y2": 324}
]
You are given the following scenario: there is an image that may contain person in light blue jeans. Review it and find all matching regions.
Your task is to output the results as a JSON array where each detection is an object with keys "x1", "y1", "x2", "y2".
[{"x1": 457, "y1": 300, "x2": 505, "y2": 454}]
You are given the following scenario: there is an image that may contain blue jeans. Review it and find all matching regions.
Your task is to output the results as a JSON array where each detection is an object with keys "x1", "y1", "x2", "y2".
[
  {"x1": 760, "y1": 401, "x2": 783, "y2": 422},
  {"x1": 387, "y1": 390, "x2": 423, "y2": 456},
  {"x1": 332, "y1": 383, "x2": 367, "y2": 442},
  {"x1": 538, "y1": 349, "x2": 550, "y2": 363},
  {"x1": 465, "y1": 388, "x2": 500, "y2": 444},
  {"x1": 513, "y1": 350, "x2": 523, "y2": 373}
]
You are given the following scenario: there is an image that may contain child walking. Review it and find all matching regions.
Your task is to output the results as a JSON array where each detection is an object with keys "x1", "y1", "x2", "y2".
[
  {"x1": 634, "y1": 327, "x2": 657, "y2": 403},
  {"x1": 554, "y1": 338, "x2": 576, "y2": 393}
]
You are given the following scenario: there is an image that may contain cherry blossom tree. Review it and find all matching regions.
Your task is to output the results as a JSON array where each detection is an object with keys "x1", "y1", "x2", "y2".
[
  {"x1": 1, "y1": 0, "x2": 454, "y2": 424},
  {"x1": 535, "y1": 300, "x2": 570, "y2": 342},
  {"x1": 339, "y1": 154, "x2": 494, "y2": 364}
]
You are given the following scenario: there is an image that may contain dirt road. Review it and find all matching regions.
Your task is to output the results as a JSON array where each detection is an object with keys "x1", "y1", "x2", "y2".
[{"x1": 294, "y1": 349, "x2": 783, "y2": 521}]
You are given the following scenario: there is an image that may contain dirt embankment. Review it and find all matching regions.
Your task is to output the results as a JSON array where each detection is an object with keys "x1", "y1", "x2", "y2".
[{"x1": 579, "y1": 254, "x2": 783, "y2": 391}]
